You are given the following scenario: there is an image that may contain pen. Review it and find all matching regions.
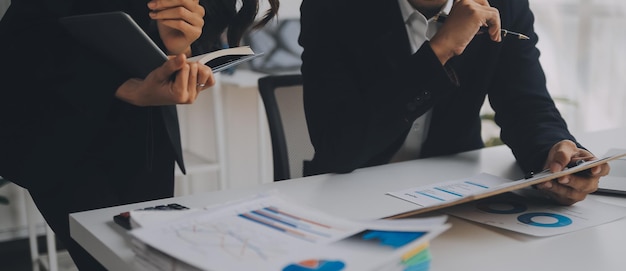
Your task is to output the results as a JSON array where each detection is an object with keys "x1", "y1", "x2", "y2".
[{"x1": 435, "y1": 14, "x2": 530, "y2": 40}]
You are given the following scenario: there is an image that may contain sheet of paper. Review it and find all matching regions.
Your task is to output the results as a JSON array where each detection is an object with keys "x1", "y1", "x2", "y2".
[
  {"x1": 129, "y1": 193, "x2": 449, "y2": 271},
  {"x1": 387, "y1": 173, "x2": 511, "y2": 208},
  {"x1": 444, "y1": 192, "x2": 626, "y2": 237}
]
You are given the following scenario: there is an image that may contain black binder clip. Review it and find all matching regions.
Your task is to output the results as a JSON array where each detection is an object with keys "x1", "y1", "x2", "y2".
[{"x1": 524, "y1": 171, "x2": 535, "y2": 179}]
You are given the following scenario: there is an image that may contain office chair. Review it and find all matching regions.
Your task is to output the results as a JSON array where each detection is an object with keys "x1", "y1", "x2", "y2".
[
  {"x1": 0, "y1": 176, "x2": 59, "y2": 271},
  {"x1": 257, "y1": 74, "x2": 314, "y2": 181}
]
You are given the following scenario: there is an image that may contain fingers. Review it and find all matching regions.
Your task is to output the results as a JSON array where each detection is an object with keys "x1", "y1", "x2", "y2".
[
  {"x1": 594, "y1": 163, "x2": 611, "y2": 177},
  {"x1": 484, "y1": 8, "x2": 502, "y2": 42},
  {"x1": 169, "y1": 58, "x2": 191, "y2": 103},
  {"x1": 168, "y1": 57, "x2": 215, "y2": 104},
  {"x1": 537, "y1": 140, "x2": 606, "y2": 205},
  {"x1": 149, "y1": 0, "x2": 204, "y2": 54},
  {"x1": 148, "y1": 2, "x2": 204, "y2": 33},
  {"x1": 536, "y1": 170, "x2": 600, "y2": 206},
  {"x1": 431, "y1": 0, "x2": 502, "y2": 64},
  {"x1": 149, "y1": 6, "x2": 204, "y2": 27},
  {"x1": 543, "y1": 140, "x2": 579, "y2": 172},
  {"x1": 159, "y1": 54, "x2": 187, "y2": 81},
  {"x1": 149, "y1": 0, "x2": 204, "y2": 14},
  {"x1": 536, "y1": 180, "x2": 588, "y2": 206},
  {"x1": 196, "y1": 64, "x2": 215, "y2": 90},
  {"x1": 453, "y1": 0, "x2": 501, "y2": 42},
  {"x1": 123, "y1": 54, "x2": 212, "y2": 107}
]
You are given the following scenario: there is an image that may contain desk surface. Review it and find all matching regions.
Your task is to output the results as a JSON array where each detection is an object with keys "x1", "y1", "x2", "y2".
[{"x1": 70, "y1": 127, "x2": 626, "y2": 271}]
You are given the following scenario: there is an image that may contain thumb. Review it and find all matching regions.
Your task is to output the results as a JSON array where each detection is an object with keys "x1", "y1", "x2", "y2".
[{"x1": 158, "y1": 54, "x2": 186, "y2": 80}]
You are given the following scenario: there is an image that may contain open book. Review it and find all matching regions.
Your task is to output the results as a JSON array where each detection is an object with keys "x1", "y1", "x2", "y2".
[
  {"x1": 187, "y1": 46, "x2": 259, "y2": 72},
  {"x1": 386, "y1": 149, "x2": 626, "y2": 219},
  {"x1": 60, "y1": 11, "x2": 263, "y2": 78}
]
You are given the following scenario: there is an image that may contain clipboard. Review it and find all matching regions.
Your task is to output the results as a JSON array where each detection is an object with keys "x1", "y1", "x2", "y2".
[{"x1": 386, "y1": 149, "x2": 626, "y2": 219}]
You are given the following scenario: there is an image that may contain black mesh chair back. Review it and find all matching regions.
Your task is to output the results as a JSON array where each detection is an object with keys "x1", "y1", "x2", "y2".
[{"x1": 257, "y1": 74, "x2": 314, "y2": 181}]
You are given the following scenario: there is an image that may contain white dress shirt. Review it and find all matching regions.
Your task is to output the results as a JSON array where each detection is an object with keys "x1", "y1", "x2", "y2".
[{"x1": 390, "y1": 0, "x2": 452, "y2": 163}]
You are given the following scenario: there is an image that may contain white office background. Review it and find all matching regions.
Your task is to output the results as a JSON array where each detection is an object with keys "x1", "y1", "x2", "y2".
[
  {"x1": 530, "y1": 0, "x2": 626, "y2": 133},
  {"x1": 0, "y1": 0, "x2": 625, "y2": 240}
]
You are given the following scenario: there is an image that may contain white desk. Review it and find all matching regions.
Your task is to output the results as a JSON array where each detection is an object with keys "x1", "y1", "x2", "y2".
[{"x1": 70, "y1": 127, "x2": 626, "y2": 271}]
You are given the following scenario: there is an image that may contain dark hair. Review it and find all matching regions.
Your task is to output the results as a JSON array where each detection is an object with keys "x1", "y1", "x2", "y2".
[
  {"x1": 203, "y1": 0, "x2": 280, "y2": 47},
  {"x1": 229, "y1": 0, "x2": 280, "y2": 47}
]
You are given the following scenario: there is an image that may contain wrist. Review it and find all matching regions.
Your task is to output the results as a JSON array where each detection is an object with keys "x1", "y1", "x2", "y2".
[
  {"x1": 116, "y1": 79, "x2": 145, "y2": 106},
  {"x1": 166, "y1": 45, "x2": 192, "y2": 57},
  {"x1": 429, "y1": 38, "x2": 455, "y2": 65}
]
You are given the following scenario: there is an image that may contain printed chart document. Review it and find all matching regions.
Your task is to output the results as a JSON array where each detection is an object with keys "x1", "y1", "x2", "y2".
[
  {"x1": 129, "y1": 193, "x2": 450, "y2": 271},
  {"x1": 444, "y1": 192, "x2": 626, "y2": 237},
  {"x1": 386, "y1": 149, "x2": 626, "y2": 219}
]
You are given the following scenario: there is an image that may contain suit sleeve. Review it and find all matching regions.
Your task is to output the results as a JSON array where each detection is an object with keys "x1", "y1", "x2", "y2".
[
  {"x1": 299, "y1": 0, "x2": 459, "y2": 175},
  {"x1": 488, "y1": 0, "x2": 582, "y2": 173}
]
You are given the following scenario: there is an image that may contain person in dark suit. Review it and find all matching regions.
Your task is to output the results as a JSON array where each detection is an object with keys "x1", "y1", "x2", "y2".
[
  {"x1": 300, "y1": 0, "x2": 609, "y2": 205},
  {"x1": 0, "y1": 0, "x2": 278, "y2": 269}
]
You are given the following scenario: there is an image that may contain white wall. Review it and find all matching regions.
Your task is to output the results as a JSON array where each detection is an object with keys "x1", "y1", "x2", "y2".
[
  {"x1": 0, "y1": 0, "x2": 8, "y2": 18},
  {"x1": 530, "y1": 0, "x2": 626, "y2": 133}
]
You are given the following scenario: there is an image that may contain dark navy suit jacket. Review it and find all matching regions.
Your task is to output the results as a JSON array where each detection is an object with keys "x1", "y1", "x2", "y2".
[
  {"x1": 0, "y1": 0, "x2": 229, "y2": 190},
  {"x1": 300, "y1": 0, "x2": 582, "y2": 176}
]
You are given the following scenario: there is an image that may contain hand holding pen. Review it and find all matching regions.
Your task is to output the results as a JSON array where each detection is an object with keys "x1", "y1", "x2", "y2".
[
  {"x1": 435, "y1": 14, "x2": 529, "y2": 40},
  {"x1": 429, "y1": 0, "x2": 504, "y2": 64}
]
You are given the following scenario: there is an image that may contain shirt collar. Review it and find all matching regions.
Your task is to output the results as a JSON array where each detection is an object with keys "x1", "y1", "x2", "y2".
[{"x1": 398, "y1": 0, "x2": 453, "y2": 23}]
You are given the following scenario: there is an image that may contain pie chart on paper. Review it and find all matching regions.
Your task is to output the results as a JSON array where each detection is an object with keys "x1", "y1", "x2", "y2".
[{"x1": 282, "y1": 259, "x2": 346, "y2": 271}]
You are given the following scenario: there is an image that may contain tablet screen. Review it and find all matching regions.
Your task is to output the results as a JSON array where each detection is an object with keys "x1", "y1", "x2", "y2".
[{"x1": 60, "y1": 11, "x2": 167, "y2": 79}]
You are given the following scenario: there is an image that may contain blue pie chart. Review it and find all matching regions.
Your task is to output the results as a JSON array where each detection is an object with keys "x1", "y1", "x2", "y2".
[{"x1": 517, "y1": 212, "x2": 573, "y2": 227}]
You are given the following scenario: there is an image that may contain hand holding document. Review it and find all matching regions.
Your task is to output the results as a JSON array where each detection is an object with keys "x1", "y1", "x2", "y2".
[{"x1": 386, "y1": 149, "x2": 626, "y2": 219}]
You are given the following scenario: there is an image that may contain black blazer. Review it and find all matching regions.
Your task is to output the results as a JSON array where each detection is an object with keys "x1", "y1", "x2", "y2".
[
  {"x1": 300, "y1": 0, "x2": 581, "y2": 176},
  {"x1": 0, "y1": 0, "x2": 227, "y2": 190}
]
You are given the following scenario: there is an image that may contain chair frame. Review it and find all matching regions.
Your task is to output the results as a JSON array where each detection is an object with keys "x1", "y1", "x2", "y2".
[{"x1": 257, "y1": 74, "x2": 304, "y2": 181}]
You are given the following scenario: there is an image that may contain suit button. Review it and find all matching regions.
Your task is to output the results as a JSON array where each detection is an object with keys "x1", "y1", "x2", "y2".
[
  {"x1": 423, "y1": 91, "x2": 431, "y2": 99},
  {"x1": 414, "y1": 96, "x2": 424, "y2": 106}
]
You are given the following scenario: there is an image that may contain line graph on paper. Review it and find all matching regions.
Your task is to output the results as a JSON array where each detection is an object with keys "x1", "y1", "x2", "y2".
[
  {"x1": 174, "y1": 217, "x2": 292, "y2": 261},
  {"x1": 172, "y1": 204, "x2": 352, "y2": 261},
  {"x1": 131, "y1": 195, "x2": 361, "y2": 269}
]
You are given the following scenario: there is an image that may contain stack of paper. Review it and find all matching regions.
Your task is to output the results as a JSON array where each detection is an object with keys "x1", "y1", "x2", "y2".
[{"x1": 128, "y1": 193, "x2": 450, "y2": 271}]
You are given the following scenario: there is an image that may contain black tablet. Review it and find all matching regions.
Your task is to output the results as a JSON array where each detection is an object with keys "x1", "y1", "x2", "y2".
[
  {"x1": 60, "y1": 11, "x2": 167, "y2": 79},
  {"x1": 595, "y1": 158, "x2": 626, "y2": 196}
]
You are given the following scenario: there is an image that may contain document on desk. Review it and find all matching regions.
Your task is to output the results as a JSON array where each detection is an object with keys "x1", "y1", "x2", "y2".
[
  {"x1": 443, "y1": 192, "x2": 626, "y2": 237},
  {"x1": 128, "y1": 193, "x2": 450, "y2": 271},
  {"x1": 386, "y1": 149, "x2": 626, "y2": 219}
]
